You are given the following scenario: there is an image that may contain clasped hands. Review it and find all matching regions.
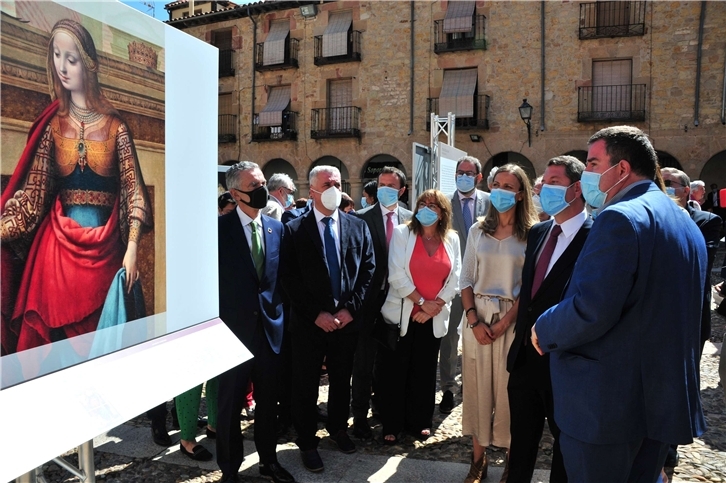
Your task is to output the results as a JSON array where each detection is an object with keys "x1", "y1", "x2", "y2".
[
  {"x1": 412, "y1": 298, "x2": 445, "y2": 323},
  {"x1": 314, "y1": 308, "x2": 353, "y2": 332},
  {"x1": 467, "y1": 312, "x2": 510, "y2": 345}
]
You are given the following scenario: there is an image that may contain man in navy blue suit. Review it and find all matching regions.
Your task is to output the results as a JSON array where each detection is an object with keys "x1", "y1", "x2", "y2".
[
  {"x1": 217, "y1": 162, "x2": 294, "y2": 483},
  {"x1": 531, "y1": 126, "x2": 707, "y2": 482},
  {"x1": 281, "y1": 166, "x2": 375, "y2": 473}
]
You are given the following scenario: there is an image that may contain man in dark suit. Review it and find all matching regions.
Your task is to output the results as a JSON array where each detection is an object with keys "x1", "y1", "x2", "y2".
[
  {"x1": 439, "y1": 155, "x2": 490, "y2": 414},
  {"x1": 216, "y1": 162, "x2": 294, "y2": 483},
  {"x1": 350, "y1": 166, "x2": 412, "y2": 439},
  {"x1": 281, "y1": 199, "x2": 311, "y2": 224},
  {"x1": 281, "y1": 166, "x2": 375, "y2": 473},
  {"x1": 506, "y1": 155, "x2": 591, "y2": 483},
  {"x1": 532, "y1": 126, "x2": 707, "y2": 481}
]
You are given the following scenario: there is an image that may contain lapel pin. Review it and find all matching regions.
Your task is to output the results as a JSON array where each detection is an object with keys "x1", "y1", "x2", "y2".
[{"x1": 267, "y1": 227, "x2": 272, "y2": 233}]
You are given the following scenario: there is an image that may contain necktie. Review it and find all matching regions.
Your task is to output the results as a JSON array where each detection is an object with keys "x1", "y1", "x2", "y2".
[
  {"x1": 323, "y1": 217, "x2": 341, "y2": 301},
  {"x1": 531, "y1": 224, "x2": 562, "y2": 297},
  {"x1": 385, "y1": 212, "x2": 394, "y2": 247},
  {"x1": 462, "y1": 197, "x2": 474, "y2": 234},
  {"x1": 250, "y1": 221, "x2": 264, "y2": 279}
]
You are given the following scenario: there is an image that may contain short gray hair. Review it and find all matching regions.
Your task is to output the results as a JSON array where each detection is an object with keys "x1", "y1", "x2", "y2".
[
  {"x1": 226, "y1": 161, "x2": 259, "y2": 191},
  {"x1": 661, "y1": 167, "x2": 690, "y2": 187},
  {"x1": 691, "y1": 179, "x2": 705, "y2": 191},
  {"x1": 309, "y1": 165, "x2": 341, "y2": 186},
  {"x1": 268, "y1": 173, "x2": 295, "y2": 192}
]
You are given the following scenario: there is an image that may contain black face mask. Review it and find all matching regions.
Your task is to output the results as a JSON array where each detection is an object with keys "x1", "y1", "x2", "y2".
[{"x1": 237, "y1": 185, "x2": 269, "y2": 209}]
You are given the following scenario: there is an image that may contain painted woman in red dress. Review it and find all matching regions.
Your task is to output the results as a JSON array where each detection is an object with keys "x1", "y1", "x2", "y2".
[{"x1": 1, "y1": 19, "x2": 153, "y2": 355}]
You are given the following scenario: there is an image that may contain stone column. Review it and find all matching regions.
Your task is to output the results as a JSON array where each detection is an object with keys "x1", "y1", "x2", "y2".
[{"x1": 348, "y1": 178, "x2": 363, "y2": 210}]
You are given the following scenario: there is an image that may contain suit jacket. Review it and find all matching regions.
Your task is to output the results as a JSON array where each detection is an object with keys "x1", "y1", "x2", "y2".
[
  {"x1": 281, "y1": 208, "x2": 375, "y2": 333},
  {"x1": 450, "y1": 189, "x2": 490, "y2": 257},
  {"x1": 506, "y1": 217, "x2": 593, "y2": 383},
  {"x1": 261, "y1": 196, "x2": 284, "y2": 221},
  {"x1": 281, "y1": 203, "x2": 312, "y2": 224},
  {"x1": 536, "y1": 182, "x2": 707, "y2": 445},
  {"x1": 218, "y1": 211, "x2": 285, "y2": 354},
  {"x1": 687, "y1": 204, "x2": 722, "y2": 343},
  {"x1": 354, "y1": 203, "x2": 413, "y2": 319}
]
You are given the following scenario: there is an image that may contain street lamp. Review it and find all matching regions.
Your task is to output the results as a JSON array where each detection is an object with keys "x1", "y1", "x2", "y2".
[{"x1": 519, "y1": 98, "x2": 533, "y2": 147}]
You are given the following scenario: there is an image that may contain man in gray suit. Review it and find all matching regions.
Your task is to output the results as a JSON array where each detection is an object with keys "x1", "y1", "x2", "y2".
[
  {"x1": 351, "y1": 167, "x2": 413, "y2": 438},
  {"x1": 439, "y1": 155, "x2": 490, "y2": 414}
]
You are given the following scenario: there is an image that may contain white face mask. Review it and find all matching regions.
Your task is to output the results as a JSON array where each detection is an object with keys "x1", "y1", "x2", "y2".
[{"x1": 314, "y1": 186, "x2": 342, "y2": 211}]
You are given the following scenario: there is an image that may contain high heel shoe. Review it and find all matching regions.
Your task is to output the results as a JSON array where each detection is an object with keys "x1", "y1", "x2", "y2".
[{"x1": 464, "y1": 453, "x2": 488, "y2": 483}]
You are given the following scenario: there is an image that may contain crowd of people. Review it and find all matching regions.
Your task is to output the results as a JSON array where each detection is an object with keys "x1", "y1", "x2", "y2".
[{"x1": 147, "y1": 125, "x2": 722, "y2": 483}]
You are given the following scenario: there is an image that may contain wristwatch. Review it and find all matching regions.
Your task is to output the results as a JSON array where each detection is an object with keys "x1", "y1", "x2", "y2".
[{"x1": 416, "y1": 297, "x2": 425, "y2": 306}]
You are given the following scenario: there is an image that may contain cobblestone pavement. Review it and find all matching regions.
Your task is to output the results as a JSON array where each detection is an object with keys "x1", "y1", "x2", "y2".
[{"x1": 35, "y1": 279, "x2": 726, "y2": 483}]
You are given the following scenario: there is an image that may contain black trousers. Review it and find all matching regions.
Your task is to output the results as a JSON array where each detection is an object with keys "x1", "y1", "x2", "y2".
[
  {"x1": 216, "y1": 324, "x2": 282, "y2": 477},
  {"x1": 378, "y1": 318, "x2": 441, "y2": 436},
  {"x1": 507, "y1": 346, "x2": 567, "y2": 483},
  {"x1": 351, "y1": 326, "x2": 380, "y2": 420},
  {"x1": 291, "y1": 325, "x2": 358, "y2": 450},
  {"x1": 146, "y1": 402, "x2": 168, "y2": 427}
]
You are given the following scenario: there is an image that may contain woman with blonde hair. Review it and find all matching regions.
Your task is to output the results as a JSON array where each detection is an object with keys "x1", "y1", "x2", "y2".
[
  {"x1": 460, "y1": 164, "x2": 537, "y2": 482},
  {"x1": 378, "y1": 189, "x2": 461, "y2": 444}
]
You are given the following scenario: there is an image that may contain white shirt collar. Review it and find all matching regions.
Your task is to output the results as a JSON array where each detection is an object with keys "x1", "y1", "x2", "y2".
[
  {"x1": 313, "y1": 206, "x2": 339, "y2": 224},
  {"x1": 236, "y1": 205, "x2": 262, "y2": 227},
  {"x1": 554, "y1": 209, "x2": 587, "y2": 238},
  {"x1": 379, "y1": 203, "x2": 397, "y2": 215},
  {"x1": 458, "y1": 190, "x2": 476, "y2": 202}
]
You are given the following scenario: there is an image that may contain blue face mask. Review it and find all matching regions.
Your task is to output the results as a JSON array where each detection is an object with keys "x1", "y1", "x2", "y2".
[
  {"x1": 665, "y1": 187, "x2": 676, "y2": 196},
  {"x1": 284, "y1": 193, "x2": 294, "y2": 208},
  {"x1": 580, "y1": 163, "x2": 624, "y2": 209},
  {"x1": 490, "y1": 188, "x2": 518, "y2": 213},
  {"x1": 456, "y1": 174, "x2": 476, "y2": 193},
  {"x1": 540, "y1": 183, "x2": 575, "y2": 217},
  {"x1": 377, "y1": 186, "x2": 400, "y2": 207},
  {"x1": 361, "y1": 197, "x2": 369, "y2": 209},
  {"x1": 415, "y1": 206, "x2": 439, "y2": 226}
]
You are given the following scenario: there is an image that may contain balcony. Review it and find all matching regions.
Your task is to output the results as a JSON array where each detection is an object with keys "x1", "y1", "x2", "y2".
[
  {"x1": 579, "y1": 1, "x2": 646, "y2": 40},
  {"x1": 577, "y1": 84, "x2": 646, "y2": 122},
  {"x1": 219, "y1": 49, "x2": 235, "y2": 77},
  {"x1": 313, "y1": 31, "x2": 362, "y2": 66},
  {"x1": 252, "y1": 112, "x2": 298, "y2": 142},
  {"x1": 218, "y1": 114, "x2": 237, "y2": 143},
  {"x1": 434, "y1": 15, "x2": 486, "y2": 53},
  {"x1": 255, "y1": 38, "x2": 299, "y2": 71},
  {"x1": 426, "y1": 95, "x2": 490, "y2": 131},
  {"x1": 311, "y1": 107, "x2": 361, "y2": 139}
]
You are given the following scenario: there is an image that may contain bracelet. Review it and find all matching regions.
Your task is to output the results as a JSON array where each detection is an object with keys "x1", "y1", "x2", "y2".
[
  {"x1": 467, "y1": 320, "x2": 480, "y2": 329},
  {"x1": 465, "y1": 307, "x2": 477, "y2": 316}
]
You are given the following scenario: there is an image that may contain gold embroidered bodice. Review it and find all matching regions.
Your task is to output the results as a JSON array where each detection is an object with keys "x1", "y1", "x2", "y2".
[{"x1": 51, "y1": 115, "x2": 121, "y2": 178}]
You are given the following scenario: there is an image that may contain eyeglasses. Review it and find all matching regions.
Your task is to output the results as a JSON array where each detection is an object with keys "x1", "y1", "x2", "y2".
[
  {"x1": 417, "y1": 202, "x2": 441, "y2": 210},
  {"x1": 456, "y1": 170, "x2": 477, "y2": 177},
  {"x1": 663, "y1": 180, "x2": 685, "y2": 188}
]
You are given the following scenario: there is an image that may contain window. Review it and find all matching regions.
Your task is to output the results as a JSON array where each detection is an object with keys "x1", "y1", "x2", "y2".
[
  {"x1": 263, "y1": 19, "x2": 290, "y2": 66},
  {"x1": 322, "y1": 11, "x2": 352, "y2": 58},
  {"x1": 213, "y1": 31, "x2": 234, "y2": 77},
  {"x1": 593, "y1": 59, "x2": 632, "y2": 116},
  {"x1": 218, "y1": 93, "x2": 236, "y2": 143},
  {"x1": 439, "y1": 69, "x2": 478, "y2": 118},
  {"x1": 329, "y1": 79, "x2": 353, "y2": 132}
]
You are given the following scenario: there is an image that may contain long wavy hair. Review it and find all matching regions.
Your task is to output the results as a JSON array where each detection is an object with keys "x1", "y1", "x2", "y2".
[
  {"x1": 47, "y1": 19, "x2": 118, "y2": 117},
  {"x1": 408, "y1": 189, "x2": 453, "y2": 238},
  {"x1": 479, "y1": 164, "x2": 537, "y2": 242}
]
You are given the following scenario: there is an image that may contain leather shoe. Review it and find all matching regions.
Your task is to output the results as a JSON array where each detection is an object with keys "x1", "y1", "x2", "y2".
[
  {"x1": 329, "y1": 429, "x2": 356, "y2": 454},
  {"x1": 220, "y1": 474, "x2": 239, "y2": 483},
  {"x1": 439, "y1": 390, "x2": 455, "y2": 414},
  {"x1": 151, "y1": 424, "x2": 172, "y2": 446},
  {"x1": 300, "y1": 448, "x2": 324, "y2": 472},
  {"x1": 260, "y1": 462, "x2": 295, "y2": 483},
  {"x1": 352, "y1": 418, "x2": 372, "y2": 440},
  {"x1": 179, "y1": 443, "x2": 213, "y2": 461}
]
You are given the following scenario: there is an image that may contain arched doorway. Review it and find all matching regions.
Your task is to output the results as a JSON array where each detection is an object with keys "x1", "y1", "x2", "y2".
[
  {"x1": 262, "y1": 158, "x2": 298, "y2": 189},
  {"x1": 309, "y1": 156, "x2": 351, "y2": 194},
  {"x1": 656, "y1": 151, "x2": 682, "y2": 170},
  {"x1": 564, "y1": 150, "x2": 588, "y2": 164},
  {"x1": 699, "y1": 150, "x2": 726, "y2": 190},
  {"x1": 361, "y1": 154, "x2": 409, "y2": 206},
  {"x1": 483, "y1": 152, "x2": 536, "y2": 189}
]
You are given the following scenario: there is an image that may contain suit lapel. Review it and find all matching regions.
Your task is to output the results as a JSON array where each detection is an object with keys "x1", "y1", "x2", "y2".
[
  {"x1": 451, "y1": 194, "x2": 465, "y2": 234},
  {"x1": 474, "y1": 190, "x2": 487, "y2": 217},
  {"x1": 339, "y1": 212, "x2": 351, "y2": 296},
  {"x1": 536, "y1": 219, "x2": 592, "y2": 297},
  {"x1": 302, "y1": 210, "x2": 326, "y2": 262},
  {"x1": 260, "y1": 216, "x2": 276, "y2": 281},
  {"x1": 369, "y1": 205, "x2": 387, "y2": 251},
  {"x1": 230, "y1": 214, "x2": 259, "y2": 282}
]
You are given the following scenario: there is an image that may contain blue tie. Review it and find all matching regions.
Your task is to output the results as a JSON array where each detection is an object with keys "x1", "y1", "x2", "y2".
[
  {"x1": 463, "y1": 197, "x2": 474, "y2": 234},
  {"x1": 323, "y1": 217, "x2": 341, "y2": 301}
]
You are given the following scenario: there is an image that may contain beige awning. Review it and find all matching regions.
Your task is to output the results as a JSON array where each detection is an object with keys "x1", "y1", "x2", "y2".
[
  {"x1": 439, "y1": 69, "x2": 478, "y2": 118},
  {"x1": 443, "y1": 1, "x2": 475, "y2": 33},
  {"x1": 263, "y1": 20, "x2": 290, "y2": 66},
  {"x1": 322, "y1": 10, "x2": 352, "y2": 57},
  {"x1": 258, "y1": 86, "x2": 290, "y2": 126}
]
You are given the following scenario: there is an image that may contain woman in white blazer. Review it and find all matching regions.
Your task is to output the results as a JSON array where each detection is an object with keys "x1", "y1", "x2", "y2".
[{"x1": 378, "y1": 189, "x2": 461, "y2": 444}]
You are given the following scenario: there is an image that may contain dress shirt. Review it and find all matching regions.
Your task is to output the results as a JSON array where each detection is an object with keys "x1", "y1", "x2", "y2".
[
  {"x1": 236, "y1": 205, "x2": 265, "y2": 254},
  {"x1": 379, "y1": 202, "x2": 399, "y2": 226},
  {"x1": 457, "y1": 190, "x2": 477, "y2": 207},
  {"x1": 535, "y1": 210, "x2": 587, "y2": 278},
  {"x1": 313, "y1": 207, "x2": 341, "y2": 266}
]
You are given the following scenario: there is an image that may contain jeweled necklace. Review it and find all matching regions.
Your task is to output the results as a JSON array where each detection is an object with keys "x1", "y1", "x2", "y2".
[{"x1": 69, "y1": 101, "x2": 102, "y2": 172}]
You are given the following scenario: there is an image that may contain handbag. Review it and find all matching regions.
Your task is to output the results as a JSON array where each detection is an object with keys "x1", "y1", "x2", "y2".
[{"x1": 371, "y1": 299, "x2": 403, "y2": 351}]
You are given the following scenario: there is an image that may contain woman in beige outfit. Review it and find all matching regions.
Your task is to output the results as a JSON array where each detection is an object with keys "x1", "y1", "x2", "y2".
[{"x1": 460, "y1": 165, "x2": 537, "y2": 483}]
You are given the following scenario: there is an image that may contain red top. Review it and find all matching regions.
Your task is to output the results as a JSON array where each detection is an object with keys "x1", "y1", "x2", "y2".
[{"x1": 410, "y1": 235, "x2": 451, "y2": 315}]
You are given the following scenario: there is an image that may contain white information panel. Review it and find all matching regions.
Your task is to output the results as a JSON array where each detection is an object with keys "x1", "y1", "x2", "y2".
[{"x1": 439, "y1": 144, "x2": 467, "y2": 196}]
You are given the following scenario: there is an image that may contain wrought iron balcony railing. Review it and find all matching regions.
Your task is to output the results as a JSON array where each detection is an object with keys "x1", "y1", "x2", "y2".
[
  {"x1": 434, "y1": 15, "x2": 486, "y2": 53},
  {"x1": 218, "y1": 114, "x2": 237, "y2": 143},
  {"x1": 426, "y1": 95, "x2": 490, "y2": 131},
  {"x1": 313, "y1": 31, "x2": 362, "y2": 66},
  {"x1": 577, "y1": 84, "x2": 646, "y2": 122},
  {"x1": 252, "y1": 111, "x2": 298, "y2": 142},
  {"x1": 219, "y1": 49, "x2": 235, "y2": 77},
  {"x1": 311, "y1": 106, "x2": 361, "y2": 139},
  {"x1": 255, "y1": 38, "x2": 299, "y2": 71},
  {"x1": 579, "y1": 1, "x2": 646, "y2": 39}
]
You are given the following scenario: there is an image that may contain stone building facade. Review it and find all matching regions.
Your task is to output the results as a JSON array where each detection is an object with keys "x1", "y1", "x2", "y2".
[{"x1": 166, "y1": 0, "x2": 726, "y2": 203}]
